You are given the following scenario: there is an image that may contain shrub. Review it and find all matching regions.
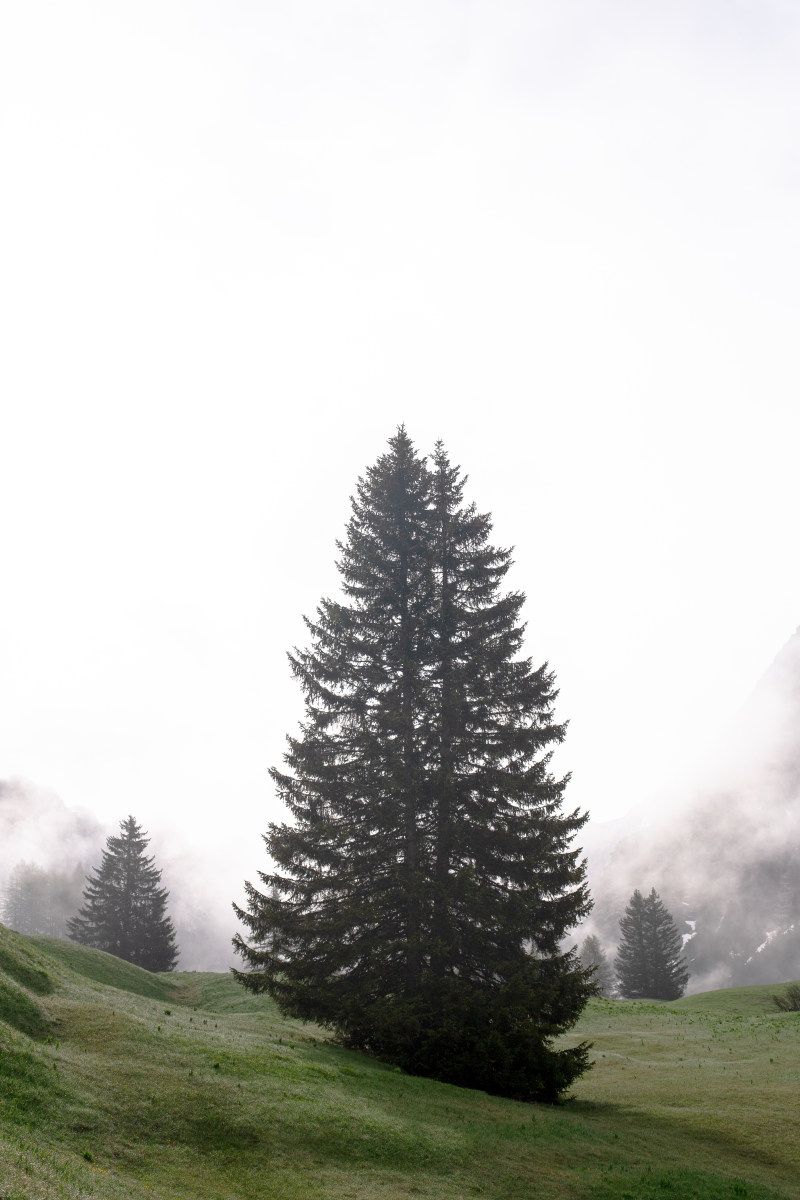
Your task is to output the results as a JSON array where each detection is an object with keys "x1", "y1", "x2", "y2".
[{"x1": 772, "y1": 983, "x2": 800, "y2": 1012}]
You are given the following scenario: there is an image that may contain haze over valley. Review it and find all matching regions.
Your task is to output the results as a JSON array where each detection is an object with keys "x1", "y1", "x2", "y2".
[{"x1": 4, "y1": 622, "x2": 799, "y2": 987}]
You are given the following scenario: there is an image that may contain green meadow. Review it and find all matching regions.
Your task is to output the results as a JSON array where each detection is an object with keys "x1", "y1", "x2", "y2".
[{"x1": 1, "y1": 924, "x2": 798, "y2": 1200}]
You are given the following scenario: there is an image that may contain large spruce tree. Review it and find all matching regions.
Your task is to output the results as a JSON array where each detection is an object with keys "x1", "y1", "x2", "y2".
[
  {"x1": 234, "y1": 430, "x2": 592, "y2": 1101},
  {"x1": 67, "y1": 816, "x2": 178, "y2": 971},
  {"x1": 614, "y1": 888, "x2": 688, "y2": 1000}
]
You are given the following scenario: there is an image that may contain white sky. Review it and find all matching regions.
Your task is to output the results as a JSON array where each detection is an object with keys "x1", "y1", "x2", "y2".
[{"x1": 2, "y1": 0, "x2": 799, "y2": 879}]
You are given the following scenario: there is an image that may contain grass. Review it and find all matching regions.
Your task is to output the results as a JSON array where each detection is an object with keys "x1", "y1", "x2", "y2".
[
  {"x1": 1, "y1": 921, "x2": 798, "y2": 1199},
  {"x1": 28, "y1": 936, "x2": 175, "y2": 1002},
  {"x1": 669, "y1": 983, "x2": 799, "y2": 1017},
  {"x1": 0, "y1": 937, "x2": 55, "y2": 996}
]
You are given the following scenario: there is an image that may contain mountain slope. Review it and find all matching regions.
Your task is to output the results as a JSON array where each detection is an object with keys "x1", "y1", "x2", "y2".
[{"x1": 587, "y1": 627, "x2": 800, "y2": 991}]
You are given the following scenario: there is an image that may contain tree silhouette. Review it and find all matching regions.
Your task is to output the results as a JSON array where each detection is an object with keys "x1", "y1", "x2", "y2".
[
  {"x1": 234, "y1": 430, "x2": 592, "y2": 1101},
  {"x1": 1, "y1": 861, "x2": 85, "y2": 937},
  {"x1": 615, "y1": 888, "x2": 688, "y2": 1000},
  {"x1": 68, "y1": 816, "x2": 178, "y2": 971},
  {"x1": 580, "y1": 933, "x2": 615, "y2": 997}
]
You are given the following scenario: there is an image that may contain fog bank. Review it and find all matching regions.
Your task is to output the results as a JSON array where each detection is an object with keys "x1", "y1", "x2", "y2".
[{"x1": 582, "y1": 627, "x2": 800, "y2": 992}]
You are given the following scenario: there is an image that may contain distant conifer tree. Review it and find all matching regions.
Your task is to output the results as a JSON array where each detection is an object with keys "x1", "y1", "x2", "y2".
[
  {"x1": 67, "y1": 816, "x2": 178, "y2": 971},
  {"x1": 615, "y1": 888, "x2": 688, "y2": 1000},
  {"x1": 1, "y1": 861, "x2": 85, "y2": 937},
  {"x1": 579, "y1": 934, "x2": 615, "y2": 997},
  {"x1": 0, "y1": 862, "x2": 33, "y2": 932},
  {"x1": 234, "y1": 429, "x2": 593, "y2": 1102}
]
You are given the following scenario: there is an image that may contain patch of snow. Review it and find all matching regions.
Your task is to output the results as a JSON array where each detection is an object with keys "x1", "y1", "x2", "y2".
[
  {"x1": 755, "y1": 929, "x2": 779, "y2": 954},
  {"x1": 745, "y1": 928, "x2": 779, "y2": 965},
  {"x1": 681, "y1": 919, "x2": 697, "y2": 948}
]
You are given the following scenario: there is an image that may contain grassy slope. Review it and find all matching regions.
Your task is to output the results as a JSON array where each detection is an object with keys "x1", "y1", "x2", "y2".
[
  {"x1": 28, "y1": 937, "x2": 175, "y2": 1002},
  {"x1": 670, "y1": 982, "x2": 797, "y2": 1017},
  {"x1": 0, "y1": 924, "x2": 798, "y2": 1200}
]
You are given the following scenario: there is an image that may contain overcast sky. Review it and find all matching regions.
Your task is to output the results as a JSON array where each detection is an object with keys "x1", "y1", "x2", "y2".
[{"x1": 2, "y1": 1, "x2": 799, "y2": 876}]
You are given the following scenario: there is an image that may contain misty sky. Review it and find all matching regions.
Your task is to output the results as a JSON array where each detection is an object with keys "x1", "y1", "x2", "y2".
[{"x1": 2, "y1": 1, "x2": 800, "y2": 876}]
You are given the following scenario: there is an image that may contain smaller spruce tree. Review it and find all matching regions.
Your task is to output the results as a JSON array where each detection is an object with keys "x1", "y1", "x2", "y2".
[
  {"x1": 614, "y1": 888, "x2": 688, "y2": 1000},
  {"x1": 67, "y1": 816, "x2": 178, "y2": 971},
  {"x1": 579, "y1": 934, "x2": 615, "y2": 997}
]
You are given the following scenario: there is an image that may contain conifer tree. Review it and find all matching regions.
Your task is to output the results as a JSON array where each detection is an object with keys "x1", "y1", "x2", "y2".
[
  {"x1": 234, "y1": 430, "x2": 593, "y2": 1101},
  {"x1": 579, "y1": 933, "x2": 615, "y2": 997},
  {"x1": 0, "y1": 862, "x2": 41, "y2": 933},
  {"x1": 1, "y1": 861, "x2": 85, "y2": 937},
  {"x1": 614, "y1": 888, "x2": 688, "y2": 1000},
  {"x1": 67, "y1": 816, "x2": 178, "y2": 971}
]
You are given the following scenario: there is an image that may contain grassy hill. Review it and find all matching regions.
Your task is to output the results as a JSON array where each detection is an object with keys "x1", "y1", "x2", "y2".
[{"x1": 1, "y1": 924, "x2": 798, "y2": 1200}]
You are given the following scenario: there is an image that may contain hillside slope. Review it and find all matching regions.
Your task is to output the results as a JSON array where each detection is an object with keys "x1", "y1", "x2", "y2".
[{"x1": 2, "y1": 923, "x2": 800, "y2": 1199}]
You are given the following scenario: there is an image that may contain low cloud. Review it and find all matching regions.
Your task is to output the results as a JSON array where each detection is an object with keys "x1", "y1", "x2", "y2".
[{"x1": 582, "y1": 628, "x2": 800, "y2": 992}]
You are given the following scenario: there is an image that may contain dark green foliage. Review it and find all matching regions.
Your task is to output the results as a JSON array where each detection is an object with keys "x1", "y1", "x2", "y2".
[
  {"x1": 772, "y1": 983, "x2": 800, "y2": 1012},
  {"x1": 615, "y1": 889, "x2": 689, "y2": 1000},
  {"x1": 579, "y1": 934, "x2": 615, "y2": 997},
  {"x1": 234, "y1": 430, "x2": 593, "y2": 1101},
  {"x1": 67, "y1": 816, "x2": 178, "y2": 972},
  {"x1": 331, "y1": 971, "x2": 592, "y2": 1103}
]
